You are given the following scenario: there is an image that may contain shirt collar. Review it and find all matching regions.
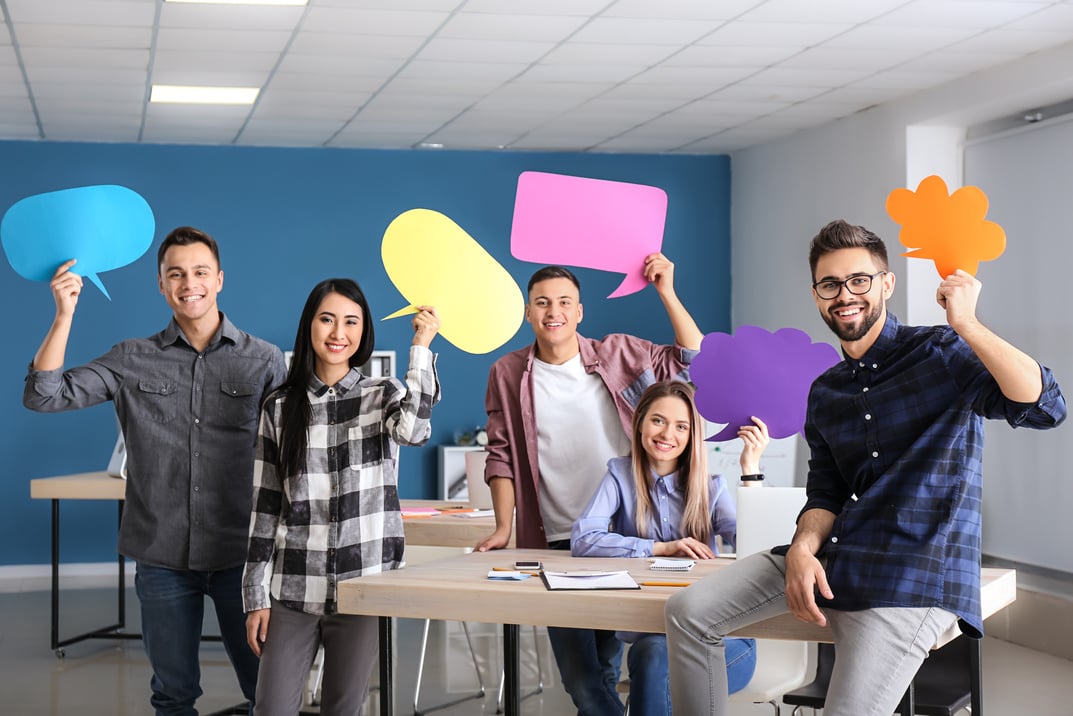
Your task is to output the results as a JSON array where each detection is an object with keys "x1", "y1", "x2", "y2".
[
  {"x1": 308, "y1": 366, "x2": 362, "y2": 397},
  {"x1": 162, "y1": 311, "x2": 235, "y2": 350},
  {"x1": 844, "y1": 312, "x2": 902, "y2": 372}
]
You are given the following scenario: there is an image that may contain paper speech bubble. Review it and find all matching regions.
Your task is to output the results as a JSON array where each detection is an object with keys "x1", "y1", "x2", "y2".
[
  {"x1": 692, "y1": 325, "x2": 841, "y2": 442},
  {"x1": 886, "y1": 174, "x2": 1006, "y2": 278},
  {"x1": 381, "y1": 208, "x2": 524, "y2": 354},
  {"x1": 1, "y1": 184, "x2": 155, "y2": 300},
  {"x1": 510, "y1": 171, "x2": 667, "y2": 298}
]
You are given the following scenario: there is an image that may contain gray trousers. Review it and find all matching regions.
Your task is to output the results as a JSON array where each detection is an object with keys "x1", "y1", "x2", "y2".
[
  {"x1": 665, "y1": 551, "x2": 959, "y2": 716},
  {"x1": 253, "y1": 599, "x2": 378, "y2": 716}
]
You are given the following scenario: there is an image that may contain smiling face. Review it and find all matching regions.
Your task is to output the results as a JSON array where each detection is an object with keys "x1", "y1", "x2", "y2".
[
  {"x1": 310, "y1": 291, "x2": 364, "y2": 385},
  {"x1": 525, "y1": 276, "x2": 583, "y2": 361},
  {"x1": 812, "y1": 247, "x2": 895, "y2": 356},
  {"x1": 639, "y1": 394, "x2": 693, "y2": 476},
  {"x1": 158, "y1": 241, "x2": 223, "y2": 328}
]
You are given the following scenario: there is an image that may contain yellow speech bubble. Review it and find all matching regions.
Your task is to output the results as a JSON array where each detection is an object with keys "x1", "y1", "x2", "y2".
[{"x1": 381, "y1": 208, "x2": 524, "y2": 354}]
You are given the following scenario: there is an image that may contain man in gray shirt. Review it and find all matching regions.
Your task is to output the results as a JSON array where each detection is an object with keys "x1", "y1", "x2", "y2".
[{"x1": 24, "y1": 226, "x2": 286, "y2": 715}]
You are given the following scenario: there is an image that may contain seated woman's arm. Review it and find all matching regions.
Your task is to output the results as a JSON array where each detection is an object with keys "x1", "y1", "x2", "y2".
[{"x1": 571, "y1": 475, "x2": 656, "y2": 558}]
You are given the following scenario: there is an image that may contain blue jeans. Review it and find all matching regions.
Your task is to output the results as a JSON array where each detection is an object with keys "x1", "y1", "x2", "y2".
[
  {"x1": 628, "y1": 635, "x2": 756, "y2": 715},
  {"x1": 547, "y1": 626, "x2": 625, "y2": 716},
  {"x1": 135, "y1": 562, "x2": 258, "y2": 715}
]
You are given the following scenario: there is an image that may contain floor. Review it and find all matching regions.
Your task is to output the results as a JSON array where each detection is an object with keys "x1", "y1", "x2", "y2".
[{"x1": 2, "y1": 582, "x2": 1072, "y2": 715}]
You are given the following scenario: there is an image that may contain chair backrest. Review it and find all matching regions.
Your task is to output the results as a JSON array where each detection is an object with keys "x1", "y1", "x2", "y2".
[
  {"x1": 465, "y1": 450, "x2": 493, "y2": 509},
  {"x1": 734, "y1": 486, "x2": 807, "y2": 559}
]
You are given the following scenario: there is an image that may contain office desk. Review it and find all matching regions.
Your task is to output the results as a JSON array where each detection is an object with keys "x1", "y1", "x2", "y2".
[
  {"x1": 29, "y1": 472, "x2": 501, "y2": 655},
  {"x1": 338, "y1": 548, "x2": 1017, "y2": 716}
]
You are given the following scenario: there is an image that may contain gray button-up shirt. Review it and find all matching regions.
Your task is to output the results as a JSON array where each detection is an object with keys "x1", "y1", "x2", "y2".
[{"x1": 24, "y1": 313, "x2": 286, "y2": 571}]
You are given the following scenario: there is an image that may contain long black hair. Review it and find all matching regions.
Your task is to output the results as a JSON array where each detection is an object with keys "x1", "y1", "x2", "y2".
[{"x1": 276, "y1": 278, "x2": 376, "y2": 479}]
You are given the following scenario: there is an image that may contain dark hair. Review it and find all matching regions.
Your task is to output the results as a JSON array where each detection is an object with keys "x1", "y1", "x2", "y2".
[
  {"x1": 276, "y1": 278, "x2": 376, "y2": 479},
  {"x1": 808, "y1": 220, "x2": 888, "y2": 279},
  {"x1": 526, "y1": 265, "x2": 581, "y2": 296},
  {"x1": 156, "y1": 226, "x2": 220, "y2": 274}
]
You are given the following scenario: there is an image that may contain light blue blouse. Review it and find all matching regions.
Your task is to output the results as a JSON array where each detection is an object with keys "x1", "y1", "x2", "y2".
[{"x1": 571, "y1": 455, "x2": 737, "y2": 558}]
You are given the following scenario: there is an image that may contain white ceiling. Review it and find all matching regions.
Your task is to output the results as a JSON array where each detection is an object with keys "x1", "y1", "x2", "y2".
[{"x1": 3, "y1": 0, "x2": 1073, "y2": 153}]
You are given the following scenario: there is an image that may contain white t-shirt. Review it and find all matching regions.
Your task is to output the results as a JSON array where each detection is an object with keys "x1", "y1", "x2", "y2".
[{"x1": 532, "y1": 354, "x2": 631, "y2": 541}]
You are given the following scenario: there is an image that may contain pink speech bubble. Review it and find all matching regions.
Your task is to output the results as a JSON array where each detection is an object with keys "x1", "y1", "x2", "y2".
[
  {"x1": 510, "y1": 171, "x2": 668, "y2": 298},
  {"x1": 692, "y1": 326, "x2": 841, "y2": 442}
]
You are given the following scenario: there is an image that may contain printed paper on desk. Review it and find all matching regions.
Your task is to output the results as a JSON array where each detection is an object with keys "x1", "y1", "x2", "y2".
[
  {"x1": 650, "y1": 558, "x2": 695, "y2": 571},
  {"x1": 541, "y1": 570, "x2": 640, "y2": 591},
  {"x1": 450, "y1": 509, "x2": 495, "y2": 518}
]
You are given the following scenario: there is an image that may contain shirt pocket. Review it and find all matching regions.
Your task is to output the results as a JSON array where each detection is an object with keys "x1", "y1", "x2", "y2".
[
  {"x1": 137, "y1": 380, "x2": 178, "y2": 423},
  {"x1": 214, "y1": 381, "x2": 260, "y2": 427}
]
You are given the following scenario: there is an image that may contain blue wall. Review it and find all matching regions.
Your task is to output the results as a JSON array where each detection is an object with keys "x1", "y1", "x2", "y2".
[{"x1": 1, "y1": 140, "x2": 731, "y2": 566}]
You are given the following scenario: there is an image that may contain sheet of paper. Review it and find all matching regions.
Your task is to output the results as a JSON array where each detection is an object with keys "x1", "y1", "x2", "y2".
[
  {"x1": 540, "y1": 570, "x2": 640, "y2": 591},
  {"x1": 450, "y1": 509, "x2": 495, "y2": 518},
  {"x1": 487, "y1": 570, "x2": 530, "y2": 581}
]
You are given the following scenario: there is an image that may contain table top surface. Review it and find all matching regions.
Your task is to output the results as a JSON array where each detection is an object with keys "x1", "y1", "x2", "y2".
[
  {"x1": 337, "y1": 548, "x2": 1018, "y2": 644},
  {"x1": 29, "y1": 471, "x2": 501, "y2": 549}
]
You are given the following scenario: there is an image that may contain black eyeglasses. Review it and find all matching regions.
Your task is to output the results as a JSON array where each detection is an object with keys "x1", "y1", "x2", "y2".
[{"x1": 812, "y1": 271, "x2": 887, "y2": 300}]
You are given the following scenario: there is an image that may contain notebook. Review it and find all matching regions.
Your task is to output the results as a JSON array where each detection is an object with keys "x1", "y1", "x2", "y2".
[
  {"x1": 649, "y1": 558, "x2": 695, "y2": 571},
  {"x1": 540, "y1": 570, "x2": 640, "y2": 591}
]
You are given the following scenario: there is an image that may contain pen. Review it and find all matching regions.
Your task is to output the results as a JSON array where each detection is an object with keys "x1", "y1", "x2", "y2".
[
  {"x1": 640, "y1": 581, "x2": 691, "y2": 587},
  {"x1": 492, "y1": 566, "x2": 541, "y2": 576}
]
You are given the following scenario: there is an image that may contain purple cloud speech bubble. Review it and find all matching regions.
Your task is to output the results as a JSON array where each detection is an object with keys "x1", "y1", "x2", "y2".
[
  {"x1": 510, "y1": 171, "x2": 667, "y2": 298},
  {"x1": 692, "y1": 325, "x2": 841, "y2": 442}
]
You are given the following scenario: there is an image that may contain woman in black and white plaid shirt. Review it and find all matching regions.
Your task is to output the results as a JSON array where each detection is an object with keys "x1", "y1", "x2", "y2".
[{"x1": 241, "y1": 278, "x2": 441, "y2": 715}]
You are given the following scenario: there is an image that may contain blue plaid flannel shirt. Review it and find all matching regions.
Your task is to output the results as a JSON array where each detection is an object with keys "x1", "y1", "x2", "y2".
[{"x1": 802, "y1": 314, "x2": 1065, "y2": 636}]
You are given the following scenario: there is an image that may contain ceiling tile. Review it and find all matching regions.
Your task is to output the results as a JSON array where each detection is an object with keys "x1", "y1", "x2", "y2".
[
  {"x1": 662, "y1": 44, "x2": 800, "y2": 67},
  {"x1": 462, "y1": 0, "x2": 607, "y2": 16},
  {"x1": 439, "y1": 12, "x2": 587, "y2": 42},
  {"x1": 698, "y1": 21, "x2": 852, "y2": 47},
  {"x1": 287, "y1": 32, "x2": 425, "y2": 58},
  {"x1": 745, "y1": 66, "x2": 873, "y2": 88},
  {"x1": 395, "y1": 59, "x2": 526, "y2": 82},
  {"x1": 951, "y1": 28, "x2": 1073, "y2": 54},
  {"x1": 416, "y1": 38, "x2": 554, "y2": 64},
  {"x1": 739, "y1": 0, "x2": 911, "y2": 24},
  {"x1": 13, "y1": 24, "x2": 151, "y2": 49},
  {"x1": 521, "y1": 63, "x2": 644, "y2": 84},
  {"x1": 276, "y1": 53, "x2": 405, "y2": 77},
  {"x1": 6, "y1": 0, "x2": 155, "y2": 26},
  {"x1": 873, "y1": 0, "x2": 1048, "y2": 29},
  {"x1": 541, "y1": 42, "x2": 677, "y2": 66},
  {"x1": 160, "y1": 3, "x2": 305, "y2": 32},
  {"x1": 604, "y1": 0, "x2": 766, "y2": 21},
  {"x1": 302, "y1": 8, "x2": 451, "y2": 36},
  {"x1": 153, "y1": 50, "x2": 280, "y2": 74},
  {"x1": 822, "y1": 24, "x2": 980, "y2": 51},
  {"x1": 571, "y1": 17, "x2": 722, "y2": 45},
  {"x1": 1006, "y1": 3, "x2": 1073, "y2": 31},
  {"x1": 156, "y1": 28, "x2": 292, "y2": 53},
  {"x1": 18, "y1": 47, "x2": 148, "y2": 69},
  {"x1": 628, "y1": 66, "x2": 757, "y2": 87}
]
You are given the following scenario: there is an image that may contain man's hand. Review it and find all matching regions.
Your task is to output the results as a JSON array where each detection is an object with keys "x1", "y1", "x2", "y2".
[
  {"x1": 246, "y1": 608, "x2": 270, "y2": 656},
  {"x1": 936, "y1": 269, "x2": 982, "y2": 333},
  {"x1": 50, "y1": 259, "x2": 82, "y2": 317},
  {"x1": 476, "y1": 527, "x2": 512, "y2": 552},
  {"x1": 784, "y1": 545, "x2": 834, "y2": 626},
  {"x1": 643, "y1": 252, "x2": 676, "y2": 296}
]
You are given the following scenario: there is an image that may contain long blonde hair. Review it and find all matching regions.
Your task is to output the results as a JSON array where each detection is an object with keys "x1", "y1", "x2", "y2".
[{"x1": 630, "y1": 381, "x2": 710, "y2": 543}]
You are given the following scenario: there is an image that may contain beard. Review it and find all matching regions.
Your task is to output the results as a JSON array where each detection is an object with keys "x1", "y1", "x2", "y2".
[{"x1": 822, "y1": 299, "x2": 884, "y2": 343}]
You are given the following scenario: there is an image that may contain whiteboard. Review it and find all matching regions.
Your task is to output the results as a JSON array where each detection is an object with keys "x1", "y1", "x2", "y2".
[{"x1": 704, "y1": 421, "x2": 800, "y2": 488}]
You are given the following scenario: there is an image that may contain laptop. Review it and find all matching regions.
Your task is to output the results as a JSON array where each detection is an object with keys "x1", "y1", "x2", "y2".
[{"x1": 734, "y1": 486, "x2": 806, "y2": 559}]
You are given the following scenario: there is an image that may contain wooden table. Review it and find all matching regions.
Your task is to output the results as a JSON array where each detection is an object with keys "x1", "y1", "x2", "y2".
[
  {"x1": 338, "y1": 548, "x2": 1017, "y2": 716},
  {"x1": 29, "y1": 471, "x2": 501, "y2": 655}
]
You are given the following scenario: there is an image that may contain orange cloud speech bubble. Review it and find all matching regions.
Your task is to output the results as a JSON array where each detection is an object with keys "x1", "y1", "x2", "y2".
[{"x1": 886, "y1": 175, "x2": 1006, "y2": 278}]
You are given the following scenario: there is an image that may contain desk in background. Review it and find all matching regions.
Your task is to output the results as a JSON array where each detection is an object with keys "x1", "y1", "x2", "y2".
[
  {"x1": 338, "y1": 548, "x2": 1017, "y2": 716},
  {"x1": 29, "y1": 471, "x2": 502, "y2": 655}
]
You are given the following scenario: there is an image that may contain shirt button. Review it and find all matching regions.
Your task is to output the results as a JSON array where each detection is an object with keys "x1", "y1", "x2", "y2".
[
  {"x1": 193, "y1": 485, "x2": 200, "y2": 492},
  {"x1": 865, "y1": 414, "x2": 872, "y2": 420},
  {"x1": 859, "y1": 361, "x2": 865, "y2": 367},
  {"x1": 831, "y1": 537, "x2": 838, "y2": 544},
  {"x1": 871, "y1": 363, "x2": 878, "y2": 369},
  {"x1": 194, "y1": 451, "x2": 200, "y2": 458},
  {"x1": 863, "y1": 387, "x2": 869, "y2": 392},
  {"x1": 872, "y1": 451, "x2": 879, "y2": 458}
]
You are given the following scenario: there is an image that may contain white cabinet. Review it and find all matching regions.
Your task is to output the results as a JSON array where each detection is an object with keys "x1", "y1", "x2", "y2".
[{"x1": 438, "y1": 445, "x2": 484, "y2": 501}]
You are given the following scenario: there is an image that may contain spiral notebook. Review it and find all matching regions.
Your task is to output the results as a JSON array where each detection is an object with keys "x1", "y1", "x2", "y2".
[{"x1": 649, "y1": 559, "x2": 695, "y2": 571}]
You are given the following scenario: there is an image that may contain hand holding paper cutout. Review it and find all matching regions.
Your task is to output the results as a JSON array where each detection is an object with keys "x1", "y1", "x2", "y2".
[
  {"x1": 381, "y1": 209, "x2": 523, "y2": 354},
  {"x1": 692, "y1": 326, "x2": 840, "y2": 442},
  {"x1": 886, "y1": 175, "x2": 1006, "y2": 278},
  {"x1": 1, "y1": 185, "x2": 155, "y2": 300},
  {"x1": 510, "y1": 171, "x2": 667, "y2": 298}
]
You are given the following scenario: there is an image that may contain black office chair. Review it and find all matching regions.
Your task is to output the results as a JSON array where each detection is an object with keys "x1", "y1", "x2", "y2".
[{"x1": 782, "y1": 636, "x2": 972, "y2": 716}]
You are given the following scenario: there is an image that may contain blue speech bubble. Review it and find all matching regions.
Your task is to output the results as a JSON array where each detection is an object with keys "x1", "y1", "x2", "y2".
[{"x1": 1, "y1": 185, "x2": 155, "y2": 300}]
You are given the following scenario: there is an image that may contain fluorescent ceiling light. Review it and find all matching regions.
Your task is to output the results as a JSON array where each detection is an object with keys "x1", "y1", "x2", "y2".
[
  {"x1": 165, "y1": 1, "x2": 308, "y2": 5},
  {"x1": 151, "y1": 85, "x2": 260, "y2": 104}
]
